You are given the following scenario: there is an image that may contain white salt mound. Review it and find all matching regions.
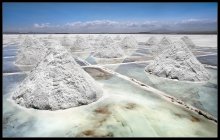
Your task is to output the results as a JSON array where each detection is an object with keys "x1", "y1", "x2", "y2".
[
  {"x1": 120, "y1": 36, "x2": 138, "y2": 49},
  {"x1": 181, "y1": 36, "x2": 196, "y2": 49},
  {"x1": 145, "y1": 41, "x2": 210, "y2": 82},
  {"x1": 71, "y1": 37, "x2": 91, "y2": 51},
  {"x1": 93, "y1": 43, "x2": 124, "y2": 58},
  {"x1": 15, "y1": 36, "x2": 47, "y2": 65},
  {"x1": 150, "y1": 36, "x2": 173, "y2": 56},
  {"x1": 99, "y1": 36, "x2": 114, "y2": 46},
  {"x1": 12, "y1": 47, "x2": 102, "y2": 110},
  {"x1": 146, "y1": 36, "x2": 158, "y2": 45},
  {"x1": 158, "y1": 36, "x2": 172, "y2": 46}
]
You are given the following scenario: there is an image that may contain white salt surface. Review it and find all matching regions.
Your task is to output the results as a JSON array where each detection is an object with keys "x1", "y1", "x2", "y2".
[
  {"x1": 2, "y1": 34, "x2": 217, "y2": 137},
  {"x1": 61, "y1": 36, "x2": 74, "y2": 47},
  {"x1": 114, "y1": 35, "x2": 121, "y2": 40}
]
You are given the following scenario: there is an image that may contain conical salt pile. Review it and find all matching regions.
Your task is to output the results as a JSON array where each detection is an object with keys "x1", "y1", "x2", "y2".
[
  {"x1": 150, "y1": 36, "x2": 172, "y2": 56},
  {"x1": 71, "y1": 37, "x2": 91, "y2": 51},
  {"x1": 181, "y1": 36, "x2": 196, "y2": 49},
  {"x1": 12, "y1": 47, "x2": 102, "y2": 110},
  {"x1": 145, "y1": 41, "x2": 210, "y2": 82},
  {"x1": 15, "y1": 36, "x2": 47, "y2": 65},
  {"x1": 146, "y1": 36, "x2": 158, "y2": 45},
  {"x1": 158, "y1": 36, "x2": 172, "y2": 46},
  {"x1": 99, "y1": 36, "x2": 114, "y2": 46},
  {"x1": 93, "y1": 42, "x2": 124, "y2": 58},
  {"x1": 120, "y1": 36, "x2": 138, "y2": 49}
]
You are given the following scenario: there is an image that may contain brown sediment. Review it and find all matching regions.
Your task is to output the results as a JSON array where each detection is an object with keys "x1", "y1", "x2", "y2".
[
  {"x1": 94, "y1": 105, "x2": 111, "y2": 115},
  {"x1": 174, "y1": 113, "x2": 182, "y2": 118},
  {"x1": 77, "y1": 129, "x2": 114, "y2": 137},
  {"x1": 97, "y1": 117, "x2": 108, "y2": 127},
  {"x1": 124, "y1": 103, "x2": 138, "y2": 110},
  {"x1": 93, "y1": 105, "x2": 113, "y2": 127},
  {"x1": 190, "y1": 115, "x2": 200, "y2": 122},
  {"x1": 174, "y1": 112, "x2": 200, "y2": 122},
  {"x1": 82, "y1": 130, "x2": 95, "y2": 136}
]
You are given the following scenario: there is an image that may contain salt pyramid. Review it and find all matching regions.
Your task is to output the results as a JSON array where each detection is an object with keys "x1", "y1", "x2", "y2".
[
  {"x1": 99, "y1": 36, "x2": 114, "y2": 46},
  {"x1": 158, "y1": 36, "x2": 172, "y2": 46},
  {"x1": 181, "y1": 36, "x2": 196, "y2": 49},
  {"x1": 12, "y1": 47, "x2": 102, "y2": 110},
  {"x1": 150, "y1": 36, "x2": 173, "y2": 56},
  {"x1": 71, "y1": 37, "x2": 91, "y2": 51},
  {"x1": 146, "y1": 36, "x2": 158, "y2": 45},
  {"x1": 93, "y1": 42, "x2": 124, "y2": 58},
  {"x1": 145, "y1": 41, "x2": 210, "y2": 81},
  {"x1": 15, "y1": 36, "x2": 47, "y2": 65},
  {"x1": 120, "y1": 36, "x2": 138, "y2": 49}
]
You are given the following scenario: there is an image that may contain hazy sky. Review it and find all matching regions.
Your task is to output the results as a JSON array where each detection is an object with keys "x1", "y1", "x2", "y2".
[{"x1": 3, "y1": 2, "x2": 217, "y2": 33}]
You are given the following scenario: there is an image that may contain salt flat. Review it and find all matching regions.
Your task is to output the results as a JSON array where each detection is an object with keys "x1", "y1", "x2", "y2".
[{"x1": 2, "y1": 34, "x2": 218, "y2": 137}]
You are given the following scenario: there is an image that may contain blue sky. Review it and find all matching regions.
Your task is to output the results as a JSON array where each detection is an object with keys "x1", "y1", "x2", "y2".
[{"x1": 3, "y1": 2, "x2": 217, "y2": 33}]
